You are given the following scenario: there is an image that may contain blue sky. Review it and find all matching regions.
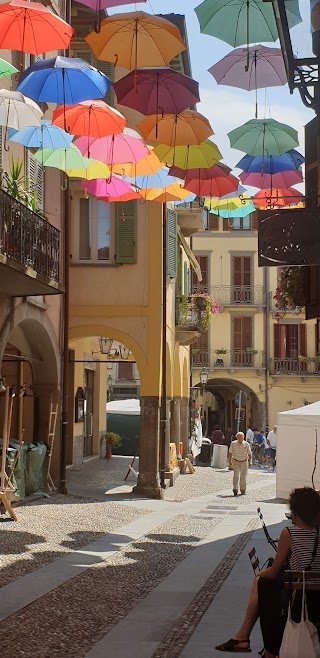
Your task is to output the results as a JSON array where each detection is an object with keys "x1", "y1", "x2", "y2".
[{"x1": 108, "y1": 1, "x2": 313, "y2": 186}]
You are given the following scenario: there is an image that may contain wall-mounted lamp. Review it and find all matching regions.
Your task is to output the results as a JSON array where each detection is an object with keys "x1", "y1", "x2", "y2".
[
  {"x1": 199, "y1": 368, "x2": 209, "y2": 386},
  {"x1": 98, "y1": 338, "x2": 113, "y2": 354},
  {"x1": 119, "y1": 344, "x2": 130, "y2": 360}
]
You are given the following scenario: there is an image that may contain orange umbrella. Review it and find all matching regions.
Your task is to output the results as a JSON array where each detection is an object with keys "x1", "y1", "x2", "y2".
[
  {"x1": 52, "y1": 100, "x2": 126, "y2": 137},
  {"x1": 0, "y1": 0, "x2": 73, "y2": 55},
  {"x1": 85, "y1": 12, "x2": 185, "y2": 69},
  {"x1": 253, "y1": 187, "x2": 303, "y2": 209},
  {"x1": 112, "y1": 147, "x2": 164, "y2": 177},
  {"x1": 140, "y1": 183, "x2": 190, "y2": 203},
  {"x1": 137, "y1": 110, "x2": 213, "y2": 146}
]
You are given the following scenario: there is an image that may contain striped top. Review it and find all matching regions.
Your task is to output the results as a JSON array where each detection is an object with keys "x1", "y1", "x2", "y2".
[{"x1": 288, "y1": 526, "x2": 320, "y2": 571}]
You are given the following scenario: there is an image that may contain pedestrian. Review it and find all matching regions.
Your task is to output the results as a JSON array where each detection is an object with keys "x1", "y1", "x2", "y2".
[
  {"x1": 211, "y1": 424, "x2": 224, "y2": 445},
  {"x1": 229, "y1": 431, "x2": 252, "y2": 496},
  {"x1": 254, "y1": 429, "x2": 266, "y2": 466},
  {"x1": 246, "y1": 425, "x2": 254, "y2": 445},
  {"x1": 267, "y1": 425, "x2": 277, "y2": 470}
]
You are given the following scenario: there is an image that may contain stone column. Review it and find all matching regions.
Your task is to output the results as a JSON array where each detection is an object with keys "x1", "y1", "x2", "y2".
[
  {"x1": 171, "y1": 397, "x2": 181, "y2": 458},
  {"x1": 134, "y1": 396, "x2": 163, "y2": 499},
  {"x1": 180, "y1": 397, "x2": 189, "y2": 456},
  {"x1": 164, "y1": 398, "x2": 172, "y2": 472}
]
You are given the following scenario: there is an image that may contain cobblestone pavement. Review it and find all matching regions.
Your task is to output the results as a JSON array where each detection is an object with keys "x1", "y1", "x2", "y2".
[{"x1": 171, "y1": 466, "x2": 273, "y2": 502}]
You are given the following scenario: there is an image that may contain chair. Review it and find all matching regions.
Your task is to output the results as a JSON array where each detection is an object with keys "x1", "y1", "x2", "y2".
[
  {"x1": 248, "y1": 547, "x2": 260, "y2": 574},
  {"x1": 285, "y1": 570, "x2": 320, "y2": 592}
]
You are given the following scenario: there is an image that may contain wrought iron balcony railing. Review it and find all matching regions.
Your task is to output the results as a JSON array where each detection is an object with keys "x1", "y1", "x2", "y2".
[
  {"x1": 192, "y1": 349, "x2": 265, "y2": 369},
  {"x1": 270, "y1": 357, "x2": 320, "y2": 376},
  {"x1": 0, "y1": 188, "x2": 60, "y2": 283},
  {"x1": 192, "y1": 284, "x2": 265, "y2": 306},
  {"x1": 176, "y1": 299, "x2": 204, "y2": 332}
]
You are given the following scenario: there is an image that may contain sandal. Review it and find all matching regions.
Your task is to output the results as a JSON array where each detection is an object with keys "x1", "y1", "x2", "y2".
[{"x1": 215, "y1": 638, "x2": 251, "y2": 652}]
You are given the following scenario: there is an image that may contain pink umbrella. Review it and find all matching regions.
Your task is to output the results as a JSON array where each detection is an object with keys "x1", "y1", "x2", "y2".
[
  {"x1": 74, "y1": 0, "x2": 146, "y2": 9},
  {"x1": 75, "y1": 132, "x2": 149, "y2": 164},
  {"x1": 81, "y1": 176, "x2": 134, "y2": 199},
  {"x1": 239, "y1": 169, "x2": 303, "y2": 189},
  {"x1": 184, "y1": 173, "x2": 240, "y2": 197}
]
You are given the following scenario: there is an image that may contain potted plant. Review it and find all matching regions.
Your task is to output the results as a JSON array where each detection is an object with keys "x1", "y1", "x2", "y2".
[
  {"x1": 215, "y1": 348, "x2": 228, "y2": 355},
  {"x1": 273, "y1": 267, "x2": 306, "y2": 317},
  {"x1": 245, "y1": 347, "x2": 258, "y2": 354},
  {"x1": 105, "y1": 431, "x2": 122, "y2": 459},
  {"x1": 192, "y1": 292, "x2": 219, "y2": 330}
]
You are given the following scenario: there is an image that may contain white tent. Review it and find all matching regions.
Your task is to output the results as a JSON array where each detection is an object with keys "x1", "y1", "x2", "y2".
[
  {"x1": 106, "y1": 398, "x2": 140, "y2": 416},
  {"x1": 277, "y1": 401, "x2": 320, "y2": 499}
]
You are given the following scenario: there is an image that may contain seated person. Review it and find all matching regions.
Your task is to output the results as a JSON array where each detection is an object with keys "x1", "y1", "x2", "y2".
[{"x1": 215, "y1": 487, "x2": 320, "y2": 657}]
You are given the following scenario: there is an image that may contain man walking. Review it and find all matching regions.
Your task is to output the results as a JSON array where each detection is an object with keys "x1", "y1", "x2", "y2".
[
  {"x1": 229, "y1": 431, "x2": 252, "y2": 496},
  {"x1": 246, "y1": 425, "x2": 254, "y2": 446},
  {"x1": 266, "y1": 425, "x2": 277, "y2": 470}
]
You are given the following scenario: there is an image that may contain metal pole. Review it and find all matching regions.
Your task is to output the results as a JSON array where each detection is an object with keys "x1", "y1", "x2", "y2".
[
  {"x1": 159, "y1": 203, "x2": 167, "y2": 489},
  {"x1": 236, "y1": 389, "x2": 242, "y2": 434}
]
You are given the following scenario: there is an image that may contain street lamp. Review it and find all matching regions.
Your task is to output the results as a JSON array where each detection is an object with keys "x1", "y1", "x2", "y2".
[
  {"x1": 119, "y1": 344, "x2": 130, "y2": 360},
  {"x1": 98, "y1": 338, "x2": 113, "y2": 355},
  {"x1": 200, "y1": 368, "x2": 209, "y2": 387},
  {"x1": 107, "y1": 374, "x2": 113, "y2": 401}
]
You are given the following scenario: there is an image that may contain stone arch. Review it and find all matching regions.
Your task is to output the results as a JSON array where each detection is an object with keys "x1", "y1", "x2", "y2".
[
  {"x1": 173, "y1": 345, "x2": 182, "y2": 398},
  {"x1": 199, "y1": 377, "x2": 264, "y2": 435}
]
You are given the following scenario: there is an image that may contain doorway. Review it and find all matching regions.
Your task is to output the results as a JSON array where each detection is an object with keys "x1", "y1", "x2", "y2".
[{"x1": 84, "y1": 369, "x2": 94, "y2": 457}]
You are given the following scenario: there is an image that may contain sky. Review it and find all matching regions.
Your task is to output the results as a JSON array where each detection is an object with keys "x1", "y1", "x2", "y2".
[{"x1": 107, "y1": 0, "x2": 314, "y2": 190}]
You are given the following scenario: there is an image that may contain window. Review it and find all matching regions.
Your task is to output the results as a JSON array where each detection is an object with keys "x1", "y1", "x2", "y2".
[
  {"x1": 232, "y1": 316, "x2": 253, "y2": 365},
  {"x1": 232, "y1": 256, "x2": 252, "y2": 303},
  {"x1": 232, "y1": 216, "x2": 251, "y2": 230},
  {"x1": 77, "y1": 198, "x2": 110, "y2": 263},
  {"x1": 118, "y1": 362, "x2": 134, "y2": 380},
  {"x1": 274, "y1": 324, "x2": 306, "y2": 373},
  {"x1": 193, "y1": 331, "x2": 209, "y2": 366},
  {"x1": 192, "y1": 255, "x2": 208, "y2": 293}
]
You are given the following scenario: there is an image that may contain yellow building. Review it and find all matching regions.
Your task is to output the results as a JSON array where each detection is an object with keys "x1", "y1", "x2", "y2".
[{"x1": 192, "y1": 211, "x2": 320, "y2": 439}]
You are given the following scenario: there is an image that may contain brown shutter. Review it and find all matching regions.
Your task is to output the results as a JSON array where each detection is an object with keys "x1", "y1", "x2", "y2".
[
  {"x1": 118, "y1": 362, "x2": 134, "y2": 379},
  {"x1": 233, "y1": 317, "x2": 242, "y2": 350},
  {"x1": 243, "y1": 257, "x2": 251, "y2": 287},
  {"x1": 299, "y1": 324, "x2": 306, "y2": 356},
  {"x1": 233, "y1": 257, "x2": 242, "y2": 287},
  {"x1": 223, "y1": 218, "x2": 231, "y2": 231},
  {"x1": 252, "y1": 212, "x2": 259, "y2": 231},
  {"x1": 208, "y1": 215, "x2": 219, "y2": 231},
  {"x1": 192, "y1": 256, "x2": 208, "y2": 290},
  {"x1": 274, "y1": 324, "x2": 281, "y2": 358},
  {"x1": 243, "y1": 317, "x2": 252, "y2": 349}
]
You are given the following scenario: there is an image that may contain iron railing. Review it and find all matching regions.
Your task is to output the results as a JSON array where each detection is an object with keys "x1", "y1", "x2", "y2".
[
  {"x1": 192, "y1": 349, "x2": 265, "y2": 369},
  {"x1": 176, "y1": 299, "x2": 204, "y2": 332},
  {"x1": 270, "y1": 357, "x2": 319, "y2": 376},
  {"x1": 0, "y1": 188, "x2": 60, "y2": 282},
  {"x1": 192, "y1": 284, "x2": 265, "y2": 305}
]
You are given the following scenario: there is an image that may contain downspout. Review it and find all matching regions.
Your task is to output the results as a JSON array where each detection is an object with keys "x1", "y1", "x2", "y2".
[{"x1": 159, "y1": 203, "x2": 167, "y2": 489}]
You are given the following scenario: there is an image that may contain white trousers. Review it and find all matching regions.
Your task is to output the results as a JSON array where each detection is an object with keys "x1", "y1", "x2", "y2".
[{"x1": 233, "y1": 459, "x2": 248, "y2": 493}]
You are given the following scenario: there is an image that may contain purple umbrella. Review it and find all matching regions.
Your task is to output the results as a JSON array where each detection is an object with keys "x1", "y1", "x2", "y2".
[
  {"x1": 113, "y1": 68, "x2": 200, "y2": 117},
  {"x1": 74, "y1": 0, "x2": 146, "y2": 9}
]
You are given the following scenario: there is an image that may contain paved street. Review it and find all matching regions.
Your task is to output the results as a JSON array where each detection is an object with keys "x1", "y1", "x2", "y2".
[{"x1": 0, "y1": 458, "x2": 286, "y2": 658}]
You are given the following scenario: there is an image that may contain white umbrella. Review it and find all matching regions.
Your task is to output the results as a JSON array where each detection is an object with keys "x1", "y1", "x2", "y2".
[{"x1": 0, "y1": 90, "x2": 43, "y2": 130}]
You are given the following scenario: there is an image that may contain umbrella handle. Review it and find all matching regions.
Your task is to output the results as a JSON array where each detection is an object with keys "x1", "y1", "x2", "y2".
[
  {"x1": 94, "y1": 0, "x2": 101, "y2": 33},
  {"x1": 61, "y1": 177, "x2": 67, "y2": 191}
]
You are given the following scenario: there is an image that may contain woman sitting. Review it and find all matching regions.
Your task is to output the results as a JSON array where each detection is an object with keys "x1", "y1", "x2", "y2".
[{"x1": 215, "y1": 487, "x2": 320, "y2": 656}]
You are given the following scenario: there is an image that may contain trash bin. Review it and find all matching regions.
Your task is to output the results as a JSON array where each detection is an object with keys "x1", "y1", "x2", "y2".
[
  {"x1": 196, "y1": 438, "x2": 213, "y2": 465},
  {"x1": 211, "y1": 444, "x2": 228, "y2": 469}
]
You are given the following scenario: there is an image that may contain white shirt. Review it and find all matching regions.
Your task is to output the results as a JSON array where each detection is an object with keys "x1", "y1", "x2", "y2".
[
  {"x1": 246, "y1": 428, "x2": 254, "y2": 444},
  {"x1": 229, "y1": 440, "x2": 251, "y2": 461},
  {"x1": 267, "y1": 430, "x2": 277, "y2": 449}
]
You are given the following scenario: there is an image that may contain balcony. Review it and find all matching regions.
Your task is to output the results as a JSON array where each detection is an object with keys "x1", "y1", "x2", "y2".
[
  {"x1": 0, "y1": 188, "x2": 63, "y2": 296},
  {"x1": 176, "y1": 201, "x2": 206, "y2": 237},
  {"x1": 175, "y1": 298, "x2": 203, "y2": 346},
  {"x1": 269, "y1": 291, "x2": 304, "y2": 315},
  {"x1": 270, "y1": 358, "x2": 319, "y2": 377},
  {"x1": 192, "y1": 349, "x2": 265, "y2": 370},
  {"x1": 193, "y1": 285, "x2": 265, "y2": 306}
]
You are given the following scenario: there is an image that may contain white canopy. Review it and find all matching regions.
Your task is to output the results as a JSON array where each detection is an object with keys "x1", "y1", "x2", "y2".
[
  {"x1": 106, "y1": 398, "x2": 140, "y2": 416},
  {"x1": 276, "y1": 401, "x2": 320, "y2": 499}
]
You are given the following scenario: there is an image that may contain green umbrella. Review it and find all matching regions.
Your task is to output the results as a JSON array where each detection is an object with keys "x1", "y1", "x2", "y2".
[
  {"x1": 195, "y1": 0, "x2": 301, "y2": 47},
  {"x1": 34, "y1": 144, "x2": 87, "y2": 170},
  {"x1": 0, "y1": 57, "x2": 18, "y2": 78},
  {"x1": 227, "y1": 118, "x2": 299, "y2": 156}
]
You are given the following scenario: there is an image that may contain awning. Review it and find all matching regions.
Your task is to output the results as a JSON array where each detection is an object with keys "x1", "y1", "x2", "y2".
[{"x1": 177, "y1": 227, "x2": 202, "y2": 281}]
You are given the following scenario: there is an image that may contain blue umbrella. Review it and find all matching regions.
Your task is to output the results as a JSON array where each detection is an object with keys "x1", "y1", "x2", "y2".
[
  {"x1": 173, "y1": 192, "x2": 196, "y2": 205},
  {"x1": 236, "y1": 149, "x2": 304, "y2": 174},
  {"x1": 16, "y1": 56, "x2": 112, "y2": 105},
  {"x1": 125, "y1": 167, "x2": 182, "y2": 189},
  {"x1": 9, "y1": 120, "x2": 73, "y2": 149},
  {"x1": 209, "y1": 202, "x2": 256, "y2": 218}
]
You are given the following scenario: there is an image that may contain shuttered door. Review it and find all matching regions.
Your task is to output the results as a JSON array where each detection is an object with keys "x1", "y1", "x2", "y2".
[
  {"x1": 232, "y1": 316, "x2": 252, "y2": 365},
  {"x1": 299, "y1": 324, "x2": 306, "y2": 356},
  {"x1": 192, "y1": 255, "x2": 208, "y2": 292},
  {"x1": 115, "y1": 201, "x2": 137, "y2": 263},
  {"x1": 208, "y1": 215, "x2": 219, "y2": 231},
  {"x1": 232, "y1": 256, "x2": 252, "y2": 302},
  {"x1": 193, "y1": 331, "x2": 209, "y2": 366},
  {"x1": 167, "y1": 208, "x2": 177, "y2": 278},
  {"x1": 274, "y1": 324, "x2": 281, "y2": 358}
]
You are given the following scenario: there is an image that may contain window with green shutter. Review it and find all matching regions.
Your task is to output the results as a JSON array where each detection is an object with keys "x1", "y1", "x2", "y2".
[
  {"x1": 167, "y1": 208, "x2": 177, "y2": 278},
  {"x1": 115, "y1": 201, "x2": 137, "y2": 264}
]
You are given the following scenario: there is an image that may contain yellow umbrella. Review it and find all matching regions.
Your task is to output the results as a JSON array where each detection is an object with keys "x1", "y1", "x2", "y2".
[
  {"x1": 154, "y1": 140, "x2": 222, "y2": 169},
  {"x1": 65, "y1": 158, "x2": 111, "y2": 180},
  {"x1": 112, "y1": 148, "x2": 164, "y2": 177},
  {"x1": 140, "y1": 184, "x2": 190, "y2": 203},
  {"x1": 85, "y1": 12, "x2": 186, "y2": 69},
  {"x1": 137, "y1": 110, "x2": 213, "y2": 146},
  {"x1": 204, "y1": 194, "x2": 252, "y2": 210}
]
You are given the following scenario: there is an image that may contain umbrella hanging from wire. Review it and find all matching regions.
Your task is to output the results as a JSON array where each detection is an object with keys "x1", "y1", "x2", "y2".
[
  {"x1": 64, "y1": 159, "x2": 111, "y2": 180},
  {"x1": 154, "y1": 140, "x2": 222, "y2": 169},
  {"x1": 184, "y1": 172, "x2": 240, "y2": 198},
  {"x1": 0, "y1": 57, "x2": 18, "y2": 79},
  {"x1": 52, "y1": 100, "x2": 126, "y2": 137},
  {"x1": 204, "y1": 193, "x2": 253, "y2": 211},
  {"x1": 139, "y1": 184, "x2": 191, "y2": 203},
  {"x1": 76, "y1": 0, "x2": 146, "y2": 9},
  {"x1": 253, "y1": 187, "x2": 303, "y2": 209},
  {"x1": 112, "y1": 147, "x2": 164, "y2": 177},
  {"x1": 137, "y1": 110, "x2": 213, "y2": 146},
  {"x1": 240, "y1": 169, "x2": 303, "y2": 189},
  {"x1": 0, "y1": 90, "x2": 43, "y2": 132},
  {"x1": 208, "y1": 203, "x2": 256, "y2": 218},
  {"x1": 34, "y1": 144, "x2": 88, "y2": 171},
  {"x1": 9, "y1": 120, "x2": 73, "y2": 149},
  {"x1": 81, "y1": 176, "x2": 135, "y2": 199},
  {"x1": 125, "y1": 167, "x2": 182, "y2": 190},
  {"x1": 169, "y1": 162, "x2": 232, "y2": 180},
  {"x1": 75, "y1": 131, "x2": 149, "y2": 165},
  {"x1": 236, "y1": 149, "x2": 305, "y2": 174},
  {"x1": 228, "y1": 118, "x2": 299, "y2": 156}
]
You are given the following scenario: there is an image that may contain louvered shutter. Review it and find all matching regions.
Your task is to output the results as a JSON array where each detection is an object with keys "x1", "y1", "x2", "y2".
[
  {"x1": 27, "y1": 152, "x2": 44, "y2": 211},
  {"x1": 274, "y1": 324, "x2": 281, "y2": 358},
  {"x1": 0, "y1": 126, "x2": 3, "y2": 171},
  {"x1": 27, "y1": 151, "x2": 36, "y2": 193},
  {"x1": 252, "y1": 212, "x2": 259, "y2": 230},
  {"x1": 166, "y1": 208, "x2": 177, "y2": 278},
  {"x1": 115, "y1": 201, "x2": 137, "y2": 264},
  {"x1": 299, "y1": 324, "x2": 306, "y2": 356},
  {"x1": 208, "y1": 215, "x2": 219, "y2": 231},
  {"x1": 183, "y1": 261, "x2": 188, "y2": 295},
  {"x1": 223, "y1": 217, "x2": 231, "y2": 231},
  {"x1": 169, "y1": 54, "x2": 184, "y2": 74},
  {"x1": 36, "y1": 162, "x2": 44, "y2": 210}
]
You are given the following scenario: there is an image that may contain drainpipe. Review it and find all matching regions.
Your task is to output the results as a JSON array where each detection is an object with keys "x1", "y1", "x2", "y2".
[
  {"x1": 263, "y1": 266, "x2": 270, "y2": 433},
  {"x1": 159, "y1": 203, "x2": 167, "y2": 489}
]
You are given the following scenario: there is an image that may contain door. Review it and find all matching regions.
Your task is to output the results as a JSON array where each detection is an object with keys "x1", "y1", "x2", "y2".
[
  {"x1": 84, "y1": 369, "x2": 94, "y2": 457},
  {"x1": 193, "y1": 330, "x2": 209, "y2": 366},
  {"x1": 274, "y1": 324, "x2": 306, "y2": 373},
  {"x1": 232, "y1": 256, "x2": 252, "y2": 303},
  {"x1": 192, "y1": 255, "x2": 208, "y2": 293},
  {"x1": 232, "y1": 316, "x2": 253, "y2": 365}
]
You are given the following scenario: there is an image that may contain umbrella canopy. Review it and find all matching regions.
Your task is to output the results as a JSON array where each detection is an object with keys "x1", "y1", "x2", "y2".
[
  {"x1": 253, "y1": 187, "x2": 303, "y2": 208},
  {"x1": 154, "y1": 140, "x2": 222, "y2": 169},
  {"x1": 236, "y1": 149, "x2": 305, "y2": 174},
  {"x1": 204, "y1": 194, "x2": 252, "y2": 210},
  {"x1": 112, "y1": 147, "x2": 164, "y2": 177},
  {"x1": 81, "y1": 176, "x2": 134, "y2": 199},
  {"x1": 65, "y1": 159, "x2": 111, "y2": 180},
  {"x1": 9, "y1": 120, "x2": 73, "y2": 149},
  {"x1": 137, "y1": 110, "x2": 213, "y2": 146},
  {"x1": 140, "y1": 184, "x2": 190, "y2": 203},
  {"x1": 228, "y1": 118, "x2": 299, "y2": 156},
  {"x1": 0, "y1": 89, "x2": 42, "y2": 129},
  {"x1": 52, "y1": 100, "x2": 126, "y2": 137},
  {"x1": 113, "y1": 67, "x2": 200, "y2": 116},
  {"x1": 185, "y1": 173, "x2": 240, "y2": 197},
  {"x1": 76, "y1": 0, "x2": 147, "y2": 9},
  {"x1": 173, "y1": 192, "x2": 197, "y2": 205},
  {"x1": 0, "y1": 0, "x2": 73, "y2": 55},
  {"x1": 169, "y1": 162, "x2": 232, "y2": 180},
  {"x1": 240, "y1": 169, "x2": 303, "y2": 189},
  {"x1": 0, "y1": 57, "x2": 18, "y2": 79},
  {"x1": 75, "y1": 132, "x2": 149, "y2": 164},
  {"x1": 209, "y1": 45, "x2": 287, "y2": 90},
  {"x1": 195, "y1": 0, "x2": 301, "y2": 46},
  {"x1": 126, "y1": 167, "x2": 181, "y2": 189},
  {"x1": 209, "y1": 203, "x2": 256, "y2": 218},
  {"x1": 17, "y1": 56, "x2": 112, "y2": 105},
  {"x1": 34, "y1": 144, "x2": 87, "y2": 170},
  {"x1": 85, "y1": 12, "x2": 186, "y2": 69}
]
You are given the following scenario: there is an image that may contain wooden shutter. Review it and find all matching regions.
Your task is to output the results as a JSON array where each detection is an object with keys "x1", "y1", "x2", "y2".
[
  {"x1": 299, "y1": 324, "x2": 306, "y2": 356},
  {"x1": 233, "y1": 317, "x2": 242, "y2": 350},
  {"x1": 233, "y1": 317, "x2": 252, "y2": 350},
  {"x1": 192, "y1": 255, "x2": 208, "y2": 290},
  {"x1": 242, "y1": 317, "x2": 252, "y2": 349},
  {"x1": 170, "y1": 53, "x2": 184, "y2": 74},
  {"x1": 36, "y1": 162, "x2": 44, "y2": 210},
  {"x1": 252, "y1": 212, "x2": 259, "y2": 230},
  {"x1": 166, "y1": 208, "x2": 177, "y2": 278},
  {"x1": 208, "y1": 215, "x2": 219, "y2": 231},
  {"x1": 232, "y1": 257, "x2": 251, "y2": 287},
  {"x1": 195, "y1": 331, "x2": 209, "y2": 351},
  {"x1": 27, "y1": 153, "x2": 44, "y2": 211},
  {"x1": 115, "y1": 201, "x2": 137, "y2": 264},
  {"x1": 274, "y1": 324, "x2": 281, "y2": 358},
  {"x1": 118, "y1": 362, "x2": 133, "y2": 379},
  {"x1": 223, "y1": 217, "x2": 231, "y2": 231},
  {"x1": 183, "y1": 261, "x2": 188, "y2": 296}
]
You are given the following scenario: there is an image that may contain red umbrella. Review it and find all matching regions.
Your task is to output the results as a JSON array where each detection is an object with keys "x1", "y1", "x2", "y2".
[
  {"x1": 253, "y1": 187, "x2": 303, "y2": 208},
  {"x1": 169, "y1": 162, "x2": 231, "y2": 180},
  {"x1": 52, "y1": 100, "x2": 126, "y2": 137},
  {"x1": 240, "y1": 169, "x2": 303, "y2": 189},
  {"x1": 0, "y1": 0, "x2": 73, "y2": 55},
  {"x1": 184, "y1": 172, "x2": 239, "y2": 197}
]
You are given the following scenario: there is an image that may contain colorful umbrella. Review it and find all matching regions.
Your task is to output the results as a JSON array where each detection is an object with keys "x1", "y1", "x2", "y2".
[
  {"x1": 104, "y1": 191, "x2": 142, "y2": 203},
  {"x1": 173, "y1": 192, "x2": 197, "y2": 205},
  {"x1": 65, "y1": 159, "x2": 111, "y2": 180},
  {"x1": 140, "y1": 184, "x2": 190, "y2": 203},
  {"x1": 169, "y1": 162, "x2": 232, "y2": 180},
  {"x1": 81, "y1": 176, "x2": 134, "y2": 199},
  {"x1": 195, "y1": 0, "x2": 301, "y2": 47},
  {"x1": 184, "y1": 173, "x2": 240, "y2": 198},
  {"x1": 228, "y1": 118, "x2": 299, "y2": 156},
  {"x1": 204, "y1": 194, "x2": 252, "y2": 210},
  {"x1": 75, "y1": 132, "x2": 149, "y2": 164},
  {"x1": 9, "y1": 120, "x2": 73, "y2": 149},
  {"x1": 76, "y1": 0, "x2": 147, "y2": 9},
  {"x1": 240, "y1": 169, "x2": 303, "y2": 189},
  {"x1": 17, "y1": 56, "x2": 112, "y2": 105},
  {"x1": 34, "y1": 144, "x2": 88, "y2": 170},
  {"x1": 253, "y1": 187, "x2": 303, "y2": 208},
  {"x1": 52, "y1": 100, "x2": 126, "y2": 137},
  {"x1": 0, "y1": 0, "x2": 73, "y2": 55},
  {"x1": 0, "y1": 57, "x2": 18, "y2": 79},
  {"x1": 154, "y1": 140, "x2": 222, "y2": 169},
  {"x1": 112, "y1": 147, "x2": 164, "y2": 177},
  {"x1": 126, "y1": 167, "x2": 181, "y2": 190},
  {"x1": 236, "y1": 150, "x2": 305, "y2": 174},
  {"x1": 209, "y1": 45, "x2": 287, "y2": 90},
  {"x1": 137, "y1": 110, "x2": 213, "y2": 146},
  {"x1": 209, "y1": 203, "x2": 256, "y2": 218},
  {"x1": 85, "y1": 12, "x2": 186, "y2": 69},
  {"x1": 113, "y1": 68, "x2": 200, "y2": 116},
  {"x1": 0, "y1": 90, "x2": 42, "y2": 129}
]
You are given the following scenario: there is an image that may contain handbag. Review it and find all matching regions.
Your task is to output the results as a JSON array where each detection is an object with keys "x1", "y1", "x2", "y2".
[{"x1": 279, "y1": 570, "x2": 320, "y2": 658}]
